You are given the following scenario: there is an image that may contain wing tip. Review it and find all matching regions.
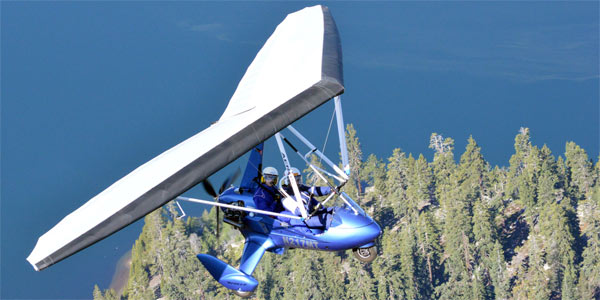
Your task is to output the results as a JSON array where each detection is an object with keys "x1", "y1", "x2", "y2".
[{"x1": 26, "y1": 256, "x2": 41, "y2": 271}]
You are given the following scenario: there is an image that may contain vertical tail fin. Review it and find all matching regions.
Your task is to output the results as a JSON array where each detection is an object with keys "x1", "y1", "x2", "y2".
[{"x1": 239, "y1": 143, "x2": 264, "y2": 193}]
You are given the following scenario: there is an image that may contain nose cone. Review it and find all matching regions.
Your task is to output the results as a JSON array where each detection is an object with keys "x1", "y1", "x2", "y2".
[
  {"x1": 360, "y1": 220, "x2": 382, "y2": 242},
  {"x1": 323, "y1": 208, "x2": 382, "y2": 250}
]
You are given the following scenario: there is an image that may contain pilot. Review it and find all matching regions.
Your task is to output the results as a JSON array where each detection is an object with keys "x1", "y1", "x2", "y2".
[
  {"x1": 253, "y1": 166, "x2": 284, "y2": 213},
  {"x1": 281, "y1": 167, "x2": 333, "y2": 215}
]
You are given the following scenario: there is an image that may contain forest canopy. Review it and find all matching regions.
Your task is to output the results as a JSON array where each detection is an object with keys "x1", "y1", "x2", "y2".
[{"x1": 94, "y1": 126, "x2": 599, "y2": 300}]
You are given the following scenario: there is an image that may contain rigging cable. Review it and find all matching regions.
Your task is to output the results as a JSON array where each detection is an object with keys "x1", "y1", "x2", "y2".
[{"x1": 313, "y1": 106, "x2": 337, "y2": 185}]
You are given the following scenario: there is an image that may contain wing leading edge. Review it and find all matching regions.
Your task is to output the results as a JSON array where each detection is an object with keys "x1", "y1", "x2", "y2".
[{"x1": 27, "y1": 5, "x2": 343, "y2": 271}]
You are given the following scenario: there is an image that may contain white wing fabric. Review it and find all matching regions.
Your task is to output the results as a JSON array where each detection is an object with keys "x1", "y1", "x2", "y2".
[{"x1": 27, "y1": 5, "x2": 343, "y2": 271}]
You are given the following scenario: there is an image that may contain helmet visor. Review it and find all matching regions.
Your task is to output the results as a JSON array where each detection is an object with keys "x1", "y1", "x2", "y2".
[{"x1": 264, "y1": 174, "x2": 278, "y2": 184}]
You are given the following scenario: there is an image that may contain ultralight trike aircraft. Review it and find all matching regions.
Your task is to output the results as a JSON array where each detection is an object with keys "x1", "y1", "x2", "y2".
[{"x1": 27, "y1": 5, "x2": 381, "y2": 297}]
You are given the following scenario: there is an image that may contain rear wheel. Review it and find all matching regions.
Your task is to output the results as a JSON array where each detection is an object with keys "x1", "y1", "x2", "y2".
[
  {"x1": 233, "y1": 290, "x2": 254, "y2": 298},
  {"x1": 352, "y1": 246, "x2": 377, "y2": 263}
]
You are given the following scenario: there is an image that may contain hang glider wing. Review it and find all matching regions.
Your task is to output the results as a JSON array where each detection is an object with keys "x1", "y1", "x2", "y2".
[{"x1": 27, "y1": 5, "x2": 343, "y2": 271}]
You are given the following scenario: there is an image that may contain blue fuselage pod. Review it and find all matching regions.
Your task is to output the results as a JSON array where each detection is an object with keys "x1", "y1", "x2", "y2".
[
  {"x1": 219, "y1": 189, "x2": 256, "y2": 208},
  {"x1": 269, "y1": 208, "x2": 381, "y2": 251},
  {"x1": 313, "y1": 208, "x2": 381, "y2": 250},
  {"x1": 218, "y1": 188, "x2": 381, "y2": 252}
]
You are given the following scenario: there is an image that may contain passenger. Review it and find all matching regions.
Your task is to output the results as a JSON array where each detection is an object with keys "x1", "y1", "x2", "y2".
[
  {"x1": 281, "y1": 167, "x2": 333, "y2": 216},
  {"x1": 253, "y1": 166, "x2": 283, "y2": 214}
]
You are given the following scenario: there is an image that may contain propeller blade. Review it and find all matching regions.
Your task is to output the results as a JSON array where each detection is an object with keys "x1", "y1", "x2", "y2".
[
  {"x1": 202, "y1": 179, "x2": 218, "y2": 198},
  {"x1": 219, "y1": 168, "x2": 241, "y2": 194}
]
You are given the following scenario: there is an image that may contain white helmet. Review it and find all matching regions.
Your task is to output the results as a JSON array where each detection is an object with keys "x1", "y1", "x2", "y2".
[
  {"x1": 262, "y1": 166, "x2": 278, "y2": 186},
  {"x1": 283, "y1": 167, "x2": 302, "y2": 185},
  {"x1": 263, "y1": 166, "x2": 278, "y2": 176}
]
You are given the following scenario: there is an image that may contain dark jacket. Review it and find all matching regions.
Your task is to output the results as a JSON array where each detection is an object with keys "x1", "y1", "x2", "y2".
[{"x1": 253, "y1": 184, "x2": 283, "y2": 213}]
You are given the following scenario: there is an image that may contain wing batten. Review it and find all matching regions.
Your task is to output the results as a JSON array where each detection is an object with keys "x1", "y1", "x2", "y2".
[{"x1": 28, "y1": 5, "x2": 343, "y2": 271}]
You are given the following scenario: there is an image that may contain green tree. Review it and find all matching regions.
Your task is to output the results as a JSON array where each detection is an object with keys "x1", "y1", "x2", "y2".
[
  {"x1": 437, "y1": 137, "x2": 487, "y2": 299},
  {"x1": 320, "y1": 252, "x2": 346, "y2": 299},
  {"x1": 406, "y1": 154, "x2": 433, "y2": 217},
  {"x1": 303, "y1": 154, "x2": 325, "y2": 187},
  {"x1": 345, "y1": 257, "x2": 376, "y2": 300},
  {"x1": 399, "y1": 225, "x2": 419, "y2": 299},
  {"x1": 512, "y1": 233, "x2": 552, "y2": 300},
  {"x1": 430, "y1": 133, "x2": 456, "y2": 219},
  {"x1": 472, "y1": 199, "x2": 509, "y2": 299},
  {"x1": 125, "y1": 209, "x2": 164, "y2": 299},
  {"x1": 578, "y1": 183, "x2": 600, "y2": 299},
  {"x1": 346, "y1": 124, "x2": 364, "y2": 197},
  {"x1": 539, "y1": 148, "x2": 578, "y2": 299},
  {"x1": 415, "y1": 210, "x2": 442, "y2": 296},
  {"x1": 363, "y1": 154, "x2": 387, "y2": 197},
  {"x1": 565, "y1": 141, "x2": 594, "y2": 201},
  {"x1": 512, "y1": 146, "x2": 579, "y2": 300},
  {"x1": 93, "y1": 285, "x2": 105, "y2": 300},
  {"x1": 159, "y1": 215, "x2": 203, "y2": 300},
  {"x1": 507, "y1": 128, "x2": 540, "y2": 215},
  {"x1": 373, "y1": 228, "x2": 404, "y2": 300}
]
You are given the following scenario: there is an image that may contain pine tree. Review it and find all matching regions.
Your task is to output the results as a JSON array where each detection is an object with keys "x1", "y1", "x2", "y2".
[
  {"x1": 395, "y1": 225, "x2": 418, "y2": 299},
  {"x1": 437, "y1": 137, "x2": 487, "y2": 299},
  {"x1": 92, "y1": 286, "x2": 119, "y2": 300},
  {"x1": 512, "y1": 233, "x2": 552, "y2": 300},
  {"x1": 512, "y1": 145, "x2": 579, "y2": 299},
  {"x1": 254, "y1": 251, "x2": 288, "y2": 300},
  {"x1": 539, "y1": 148, "x2": 578, "y2": 299},
  {"x1": 159, "y1": 214, "x2": 205, "y2": 300},
  {"x1": 401, "y1": 154, "x2": 417, "y2": 220},
  {"x1": 415, "y1": 210, "x2": 442, "y2": 297},
  {"x1": 320, "y1": 252, "x2": 346, "y2": 299},
  {"x1": 93, "y1": 285, "x2": 105, "y2": 300},
  {"x1": 373, "y1": 228, "x2": 404, "y2": 300},
  {"x1": 346, "y1": 124, "x2": 364, "y2": 197},
  {"x1": 472, "y1": 199, "x2": 508, "y2": 299},
  {"x1": 578, "y1": 183, "x2": 600, "y2": 299},
  {"x1": 281, "y1": 249, "x2": 326, "y2": 299},
  {"x1": 363, "y1": 154, "x2": 387, "y2": 197},
  {"x1": 126, "y1": 238, "x2": 153, "y2": 299},
  {"x1": 565, "y1": 141, "x2": 593, "y2": 201},
  {"x1": 430, "y1": 133, "x2": 456, "y2": 216},
  {"x1": 103, "y1": 289, "x2": 119, "y2": 300},
  {"x1": 345, "y1": 257, "x2": 376, "y2": 300},
  {"x1": 383, "y1": 148, "x2": 410, "y2": 228},
  {"x1": 125, "y1": 209, "x2": 164, "y2": 299},
  {"x1": 507, "y1": 128, "x2": 540, "y2": 215},
  {"x1": 406, "y1": 154, "x2": 433, "y2": 217},
  {"x1": 303, "y1": 154, "x2": 325, "y2": 187}
]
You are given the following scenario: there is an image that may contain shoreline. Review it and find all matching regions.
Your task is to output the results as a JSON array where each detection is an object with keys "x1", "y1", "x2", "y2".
[{"x1": 108, "y1": 249, "x2": 132, "y2": 296}]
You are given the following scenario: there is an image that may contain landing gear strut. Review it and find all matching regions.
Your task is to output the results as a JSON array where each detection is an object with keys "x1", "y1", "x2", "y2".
[{"x1": 352, "y1": 246, "x2": 377, "y2": 263}]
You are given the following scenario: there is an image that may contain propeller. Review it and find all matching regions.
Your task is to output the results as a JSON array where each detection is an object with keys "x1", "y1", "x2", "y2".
[
  {"x1": 220, "y1": 168, "x2": 241, "y2": 195},
  {"x1": 201, "y1": 168, "x2": 241, "y2": 240},
  {"x1": 202, "y1": 179, "x2": 218, "y2": 198}
]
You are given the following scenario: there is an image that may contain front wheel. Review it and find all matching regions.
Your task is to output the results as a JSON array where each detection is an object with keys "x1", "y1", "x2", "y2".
[
  {"x1": 352, "y1": 246, "x2": 377, "y2": 263},
  {"x1": 233, "y1": 290, "x2": 254, "y2": 298}
]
